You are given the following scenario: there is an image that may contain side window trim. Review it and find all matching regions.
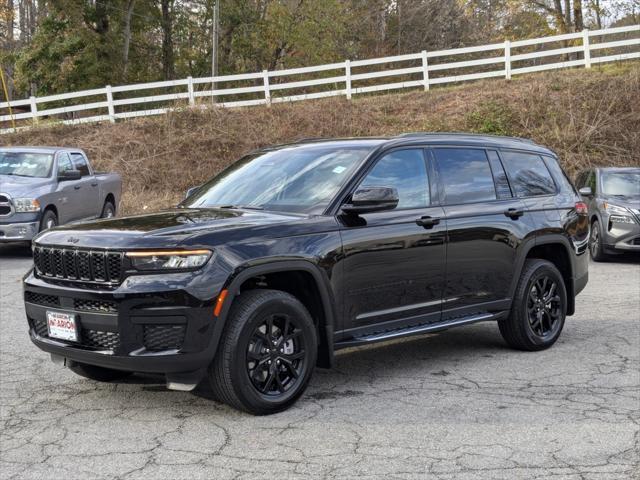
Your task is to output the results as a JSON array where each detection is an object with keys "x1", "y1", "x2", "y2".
[
  {"x1": 498, "y1": 148, "x2": 559, "y2": 198},
  {"x1": 487, "y1": 149, "x2": 514, "y2": 199},
  {"x1": 353, "y1": 147, "x2": 431, "y2": 212}
]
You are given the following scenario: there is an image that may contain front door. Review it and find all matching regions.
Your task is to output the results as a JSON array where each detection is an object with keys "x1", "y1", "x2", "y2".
[{"x1": 337, "y1": 148, "x2": 446, "y2": 338}]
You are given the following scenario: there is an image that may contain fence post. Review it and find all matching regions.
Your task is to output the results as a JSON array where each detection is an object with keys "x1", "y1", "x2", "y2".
[
  {"x1": 583, "y1": 29, "x2": 591, "y2": 68},
  {"x1": 105, "y1": 85, "x2": 115, "y2": 123},
  {"x1": 29, "y1": 96, "x2": 38, "y2": 125},
  {"x1": 345, "y1": 60, "x2": 352, "y2": 100},
  {"x1": 187, "y1": 76, "x2": 195, "y2": 106},
  {"x1": 262, "y1": 70, "x2": 271, "y2": 106},
  {"x1": 504, "y1": 40, "x2": 511, "y2": 80},
  {"x1": 421, "y1": 50, "x2": 429, "y2": 91}
]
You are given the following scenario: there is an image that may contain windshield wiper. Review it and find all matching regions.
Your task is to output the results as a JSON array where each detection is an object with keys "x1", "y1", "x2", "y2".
[{"x1": 217, "y1": 204, "x2": 264, "y2": 210}]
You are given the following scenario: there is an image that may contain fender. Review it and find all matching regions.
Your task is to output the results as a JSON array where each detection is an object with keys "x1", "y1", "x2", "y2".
[
  {"x1": 510, "y1": 233, "x2": 577, "y2": 315},
  {"x1": 205, "y1": 259, "x2": 339, "y2": 369}
]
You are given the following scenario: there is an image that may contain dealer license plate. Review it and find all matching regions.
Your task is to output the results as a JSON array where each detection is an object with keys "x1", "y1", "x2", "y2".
[{"x1": 46, "y1": 311, "x2": 78, "y2": 342}]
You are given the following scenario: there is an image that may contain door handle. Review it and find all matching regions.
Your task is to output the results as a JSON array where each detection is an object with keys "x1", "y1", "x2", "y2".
[
  {"x1": 74, "y1": 185, "x2": 81, "y2": 190},
  {"x1": 91, "y1": 182, "x2": 98, "y2": 187},
  {"x1": 416, "y1": 216, "x2": 441, "y2": 229},
  {"x1": 504, "y1": 208, "x2": 524, "y2": 219}
]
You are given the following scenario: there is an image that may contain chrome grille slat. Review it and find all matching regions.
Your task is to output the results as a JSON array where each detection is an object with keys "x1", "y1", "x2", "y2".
[{"x1": 33, "y1": 246, "x2": 124, "y2": 285}]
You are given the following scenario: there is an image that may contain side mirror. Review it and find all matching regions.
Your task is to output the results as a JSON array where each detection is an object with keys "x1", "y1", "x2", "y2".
[
  {"x1": 341, "y1": 186, "x2": 399, "y2": 215},
  {"x1": 578, "y1": 186, "x2": 593, "y2": 197},
  {"x1": 185, "y1": 185, "x2": 201, "y2": 199},
  {"x1": 58, "y1": 169, "x2": 81, "y2": 181}
]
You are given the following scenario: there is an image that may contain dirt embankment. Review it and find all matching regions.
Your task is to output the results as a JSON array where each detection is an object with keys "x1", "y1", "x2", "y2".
[{"x1": 2, "y1": 63, "x2": 639, "y2": 215}]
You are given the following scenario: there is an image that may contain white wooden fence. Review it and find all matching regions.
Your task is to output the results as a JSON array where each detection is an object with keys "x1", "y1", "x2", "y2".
[{"x1": 1, "y1": 24, "x2": 638, "y2": 134}]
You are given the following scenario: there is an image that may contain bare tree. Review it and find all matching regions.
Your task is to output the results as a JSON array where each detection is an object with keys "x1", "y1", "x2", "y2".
[
  {"x1": 160, "y1": 0, "x2": 174, "y2": 79},
  {"x1": 122, "y1": 0, "x2": 135, "y2": 78}
]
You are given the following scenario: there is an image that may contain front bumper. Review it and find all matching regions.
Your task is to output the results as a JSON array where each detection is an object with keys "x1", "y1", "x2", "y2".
[
  {"x1": 23, "y1": 271, "x2": 220, "y2": 376},
  {"x1": 602, "y1": 219, "x2": 640, "y2": 253},
  {"x1": 0, "y1": 221, "x2": 39, "y2": 241}
]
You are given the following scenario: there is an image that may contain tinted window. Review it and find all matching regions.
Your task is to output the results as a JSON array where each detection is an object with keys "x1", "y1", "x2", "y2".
[
  {"x1": 487, "y1": 150, "x2": 512, "y2": 199},
  {"x1": 587, "y1": 171, "x2": 597, "y2": 192},
  {"x1": 57, "y1": 153, "x2": 74, "y2": 174},
  {"x1": 434, "y1": 148, "x2": 496, "y2": 204},
  {"x1": 501, "y1": 151, "x2": 556, "y2": 197},
  {"x1": 71, "y1": 153, "x2": 90, "y2": 176},
  {"x1": 543, "y1": 156, "x2": 575, "y2": 194},
  {"x1": 360, "y1": 149, "x2": 429, "y2": 209}
]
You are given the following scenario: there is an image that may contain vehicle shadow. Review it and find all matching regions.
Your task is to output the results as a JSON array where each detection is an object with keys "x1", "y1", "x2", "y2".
[{"x1": 0, "y1": 242, "x2": 32, "y2": 258}]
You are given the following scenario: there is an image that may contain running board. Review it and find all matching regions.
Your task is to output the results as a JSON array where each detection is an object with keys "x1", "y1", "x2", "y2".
[{"x1": 335, "y1": 312, "x2": 496, "y2": 349}]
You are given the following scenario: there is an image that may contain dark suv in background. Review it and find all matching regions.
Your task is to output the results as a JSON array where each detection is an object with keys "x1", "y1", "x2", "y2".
[
  {"x1": 23, "y1": 133, "x2": 589, "y2": 415},
  {"x1": 575, "y1": 167, "x2": 640, "y2": 261}
]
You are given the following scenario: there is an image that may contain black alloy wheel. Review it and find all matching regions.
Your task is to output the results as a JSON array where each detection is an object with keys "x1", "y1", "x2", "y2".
[
  {"x1": 246, "y1": 313, "x2": 306, "y2": 395},
  {"x1": 527, "y1": 275, "x2": 562, "y2": 339}
]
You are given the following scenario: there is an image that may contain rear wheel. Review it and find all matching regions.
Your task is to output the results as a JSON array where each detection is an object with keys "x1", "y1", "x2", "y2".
[
  {"x1": 68, "y1": 362, "x2": 133, "y2": 382},
  {"x1": 209, "y1": 289, "x2": 317, "y2": 415},
  {"x1": 499, "y1": 259, "x2": 567, "y2": 351},
  {"x1": 589, "y1": 219, "x2": 608, "y2": 262},
  {"x1": 101, "y1": 200, "x2": 116, "y2": 218},
  {"x1": 39, "y1": 209, "x2": 58, "y2": 232}
]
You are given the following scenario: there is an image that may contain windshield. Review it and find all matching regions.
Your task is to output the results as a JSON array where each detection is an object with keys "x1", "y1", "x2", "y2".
[
  {"x1": 0, "y1": 152, "x2": 54, "y2": 178},
  {"x1": 182, "y1": 145, "x2": 372, "y2": 214},
  {"x1": 601, "y1": 172, "x2": 640, "y2": 198}
]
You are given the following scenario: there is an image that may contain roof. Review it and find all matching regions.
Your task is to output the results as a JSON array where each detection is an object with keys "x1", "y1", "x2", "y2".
[
  {"x1": 290, "y1": 132, "x2": 554, "y2": 155},
  {"x1": 0, "y1": 146, "x2": 83, "y2": 154}
]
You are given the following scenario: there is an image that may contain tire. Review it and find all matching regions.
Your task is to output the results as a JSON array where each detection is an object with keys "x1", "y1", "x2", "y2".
[
  {"x1": 498, "y1": 259, "x2": 567, "y2": 351},
  {"x1": 39, "y1": 209, "x2": 58, "y2": 232},
  {"x1": 589, "y1": 219, "x2": 607, "y2": 262},
  {"x1": 68, "y1": 362, "x2": 133, "y2": 382},
  {"x1": 208, "y1": 289, "x2": 317, "y2": 415},
  {"x1": 100, "y1": 200, "x2": 116, "y2": 219}
]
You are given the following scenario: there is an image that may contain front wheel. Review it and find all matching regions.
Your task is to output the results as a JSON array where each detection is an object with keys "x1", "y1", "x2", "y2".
[
  {"x1": 208, "y1": 289, "x2": 317, "y2": 415},
  {"x1": 39, "y1": 209, "x2": 58, "y2": 232},
  {"x1": 589, "y1": 219, "x2": 608, "y2": 262},
  {"x1": 498, "y1": 259, "x2": 567, "y2": 351}
]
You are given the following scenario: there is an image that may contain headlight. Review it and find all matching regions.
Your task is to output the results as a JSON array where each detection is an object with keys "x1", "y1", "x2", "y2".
[
  {"x1": 603, "y1": 202, "x2": 636, "y2": 224},
  {"x1": 14, "y1": 198, "x2": 40, "y2": 212},
  {"x1": 126, "y1": 249, "x2": 212, "y2": 271}
]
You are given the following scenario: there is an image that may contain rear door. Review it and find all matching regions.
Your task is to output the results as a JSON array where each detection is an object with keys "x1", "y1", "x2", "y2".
[
  {"x1": 338, "y1": 148, "x2": 446, "y2": 338},
  {"x1": 70, "y1": 152, "x2": 99, "y2": 219},
  {"x1": 432, "y1": 147, "x2": 529, "y2": 318}
]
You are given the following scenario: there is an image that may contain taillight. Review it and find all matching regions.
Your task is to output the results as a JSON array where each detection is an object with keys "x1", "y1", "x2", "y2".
[{"x1": 575, "y1": 201, "x2": 588, "y2": 215}]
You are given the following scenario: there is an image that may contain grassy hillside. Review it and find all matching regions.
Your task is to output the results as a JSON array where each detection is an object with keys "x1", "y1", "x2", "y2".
[{"x1": 3, "y1": 62, "x2": 639, "y2": 215}]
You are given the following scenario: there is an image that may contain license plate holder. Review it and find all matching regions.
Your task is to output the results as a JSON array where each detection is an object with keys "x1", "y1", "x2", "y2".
[{"x1": 46, "y1": 311, "x2": 78, "y2": 342}]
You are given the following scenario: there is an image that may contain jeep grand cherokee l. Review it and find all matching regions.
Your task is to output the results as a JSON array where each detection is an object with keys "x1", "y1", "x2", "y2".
[{"x1": 23, "y1": 133, "x2": 589, "y2": 415}]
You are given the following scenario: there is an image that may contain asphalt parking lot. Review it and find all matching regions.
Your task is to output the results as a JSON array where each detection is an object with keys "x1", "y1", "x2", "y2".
[{"x1": 1, "y1": 243, "x2": 638, "y2": 480}]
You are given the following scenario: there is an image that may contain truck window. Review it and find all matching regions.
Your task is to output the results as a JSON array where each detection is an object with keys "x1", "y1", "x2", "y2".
[
  {"x1": 71, "y1": 153, "x2": 91, "y2": 176},
  {"x1": 57, "y1": 153, "x2": 74, "y2": 174}
]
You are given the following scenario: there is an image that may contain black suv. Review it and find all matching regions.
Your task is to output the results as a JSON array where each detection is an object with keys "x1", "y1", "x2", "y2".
[{"x1": 23, "y1": 134, "x2": 589, "y2": 415}]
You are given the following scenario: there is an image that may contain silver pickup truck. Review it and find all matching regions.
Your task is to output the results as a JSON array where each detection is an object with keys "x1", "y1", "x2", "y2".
[{"x1": 0, "y1": 147, "x2": 122, "y2": 242}]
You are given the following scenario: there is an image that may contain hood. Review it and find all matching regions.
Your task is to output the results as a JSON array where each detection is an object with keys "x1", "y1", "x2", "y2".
[
  {"x1": 34, "y1": 208, "x2": 304, "y2": 249},
  {"x1": 0, "y1": 175, "x2": 53, "y2": 196},
  {"x1": 602, "y1": 195, "x2": 640, "y2": 211}
]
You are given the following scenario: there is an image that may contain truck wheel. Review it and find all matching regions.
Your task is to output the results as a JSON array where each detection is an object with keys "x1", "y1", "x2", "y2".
[
  {"x1": 101, "y1": 200, "x2": 116, "y2": 218},
  {"x1": 39, "y1": 210, "x2": 58, "y2": 231},
  {"x1": 209, "y1": 289, "x2": 317, "y2": 415},
  {"x1": 498, "y1": 259, "x2": 567, "y2": 351},
  {"x1": 589, "y1": 219, "x2": 607, "y2": 262},
  {"x1": 68, "y1": 362, "x2": 133, "y2": 382}
]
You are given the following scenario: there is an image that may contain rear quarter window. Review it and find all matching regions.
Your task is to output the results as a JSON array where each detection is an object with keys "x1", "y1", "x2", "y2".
[{"x1": 500, "y1": 150, "x2": 556, "y2": 197}]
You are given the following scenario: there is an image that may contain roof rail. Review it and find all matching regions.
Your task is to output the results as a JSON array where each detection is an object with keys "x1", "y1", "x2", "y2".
[{"x1": 396, "y1": 132, "x2": 536, "y2": 144}]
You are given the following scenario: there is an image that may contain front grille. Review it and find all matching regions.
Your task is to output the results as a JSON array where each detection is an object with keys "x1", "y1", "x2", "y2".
[
  {"x1": 31, "y1": 317, "x2": 120, "y2": 351},
  {"x1": 33, "y1": 246, "x2": 124, "y2": 284},
  {"x1": 25, "y1": 291, "x2": 60, "y2": 307},
  {"x1": 143, "y1": 325, "x2": 186, "y2": 351},
  {"x1": 0, "y1": 194, "x2": 11, "y2": 216},
  {"x1": 74, "y1": 298, "x2": 118, "y2": 313},
  {"x1": 81, "y1": 329, "x2": 120, "y2": 349}
]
